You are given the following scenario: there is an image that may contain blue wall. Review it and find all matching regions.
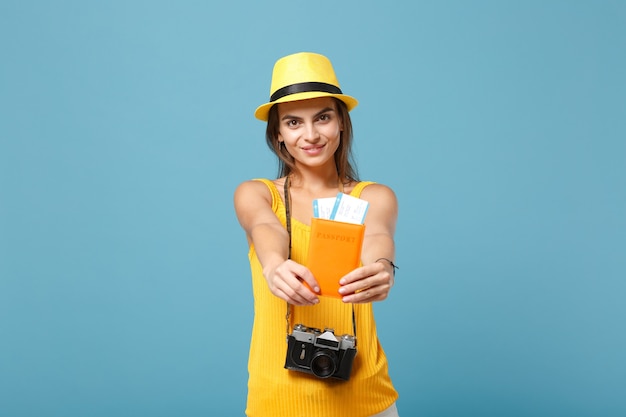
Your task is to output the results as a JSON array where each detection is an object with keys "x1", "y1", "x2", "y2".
[{"x1": 1, "y1": 1, "x2": 624, "y2": 416}]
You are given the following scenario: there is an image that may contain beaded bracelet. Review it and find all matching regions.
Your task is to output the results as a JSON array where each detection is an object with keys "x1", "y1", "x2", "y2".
[{"x1": 375, "y1": 258, "x2": 399, "y2": 276}]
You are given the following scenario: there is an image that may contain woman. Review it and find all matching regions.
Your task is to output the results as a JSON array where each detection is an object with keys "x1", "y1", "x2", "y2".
[{"x1": 234, "y1": 52, "x2": 399, "y2": 417}]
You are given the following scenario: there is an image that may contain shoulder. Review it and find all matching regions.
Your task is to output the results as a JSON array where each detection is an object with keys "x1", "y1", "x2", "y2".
[
  {"x1": 359, "y1": 182, "x2": 398, "y2": 232},
  {"x1": 359, "y1": 182, "x2": 398, "y2": 223},
  {"x1": 234, "y1": 179, "x2": 273, "y2": 207},
  {"x1": 235, "y1": 179, "x2": 271, "y2": 194},
  {"x1": 359, "y1": 182, "x2": 397, "y2": 205}
]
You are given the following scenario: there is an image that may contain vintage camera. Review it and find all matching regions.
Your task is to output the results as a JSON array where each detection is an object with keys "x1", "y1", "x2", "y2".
[{"x1": 284, "y1": 324, "x2": 357, "y2": 381}]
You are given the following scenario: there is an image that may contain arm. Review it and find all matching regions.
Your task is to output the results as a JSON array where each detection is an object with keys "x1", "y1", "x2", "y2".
[
  {"x1": 234, "y1": 180, "x2": 320, "y2": 305},
  {"x1": 338, "y1": 184, "x2": 398, "y2": 303}
]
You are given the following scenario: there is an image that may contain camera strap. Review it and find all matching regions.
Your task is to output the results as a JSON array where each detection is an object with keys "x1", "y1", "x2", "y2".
[{"x1": 283, "y1": 176, "x2": 357, "y2": 342}]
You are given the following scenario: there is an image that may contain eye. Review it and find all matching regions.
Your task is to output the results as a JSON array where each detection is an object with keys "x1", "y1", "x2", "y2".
[
  {"x1": 285, "y1": 119, "x2": 300, "y2": 127},
  {"x1": 318, "y1": 113, "x2": 331, "y2": 122}
]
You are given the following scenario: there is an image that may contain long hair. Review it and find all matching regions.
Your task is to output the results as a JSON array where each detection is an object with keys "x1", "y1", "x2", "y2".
[{"x1": 264, "y1": 98, "x2": 359, "y2": 184}]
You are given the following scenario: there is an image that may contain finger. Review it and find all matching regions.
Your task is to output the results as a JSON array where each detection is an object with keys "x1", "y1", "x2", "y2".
[
  {"x1": 292, "y1": 283, "x2": 320, "y2": 305},
  {"x1": 343, "y1": 286, "x2": 389, "y2": 303},
  {"x1": 338, "y1": 268, "x2": 366, "y2": 286},
  {"x1": 339, "y1": 263, "x2": 380, "y2": 286},
  {"x1": 275, "y1": 287, "x2": 307, "y2": 305},
  {"x1": 280, "y1": 275, "x2": 319, "y2": 305},
  {"x1": 340, "y1": 261, "x2": 393, "y2": 292},
  {"x1": 273, "y1": 261, "x2": 319, "y2": 304},
  {"x1": 338, "y1": 274, "x2": 377, "y2": 297},
  {"x1": 291, "y1": 264, "x2": 320, "y2": 295},
  {"x1": 276, "y1": 283, "x2": 315, "y2": 305},
  {"x1": 286, "y1": 276, "x2": 317, "y2": 303}
]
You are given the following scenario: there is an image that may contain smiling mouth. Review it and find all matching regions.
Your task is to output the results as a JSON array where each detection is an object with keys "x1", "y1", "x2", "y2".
[{"x1": 302, "y1": 144, "x2": 325, "y2": 151}]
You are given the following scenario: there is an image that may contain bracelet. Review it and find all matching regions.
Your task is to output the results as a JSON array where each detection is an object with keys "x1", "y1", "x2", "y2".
[{"x1": 375, "y1": 258, "x2": 399, "y2": 276}]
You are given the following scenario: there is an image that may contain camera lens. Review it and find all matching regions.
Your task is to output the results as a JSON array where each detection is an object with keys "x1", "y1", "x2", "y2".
[{"x1": 311, "y1": 351, "x2": 337, "y2": 378}]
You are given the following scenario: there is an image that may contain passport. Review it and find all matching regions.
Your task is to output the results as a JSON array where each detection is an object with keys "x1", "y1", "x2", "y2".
[{"x1": 305, "y1": 217, "x2": 365, "y2": 299}]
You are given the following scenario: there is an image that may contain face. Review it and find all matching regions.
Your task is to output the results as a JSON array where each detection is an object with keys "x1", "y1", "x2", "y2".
[{"x1": 276, "y1": 97, "x2": 343, "y2": 170}]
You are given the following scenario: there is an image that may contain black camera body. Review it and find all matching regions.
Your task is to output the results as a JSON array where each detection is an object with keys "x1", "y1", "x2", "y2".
[{"x1": 284, "y1": 324, "x2": 357, "y2": 381}]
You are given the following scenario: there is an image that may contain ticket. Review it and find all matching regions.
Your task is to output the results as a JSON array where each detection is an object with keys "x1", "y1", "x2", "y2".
[
  {"x1": 329, "y1": 193, "x2": 369, "y2": 224},
  {"x1": 313, "y1": 197, "x2": 337, "y2": 219}
]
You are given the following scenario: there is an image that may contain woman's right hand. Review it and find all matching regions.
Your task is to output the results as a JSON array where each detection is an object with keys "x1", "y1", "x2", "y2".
[{"x1": 264, "y1": 260, "x2": 320, "y2": 306}]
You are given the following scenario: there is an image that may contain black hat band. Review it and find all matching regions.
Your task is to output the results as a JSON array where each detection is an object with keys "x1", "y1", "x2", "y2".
[{"x1": 270, "y1": 82, "x2": 343, "y2": 102}]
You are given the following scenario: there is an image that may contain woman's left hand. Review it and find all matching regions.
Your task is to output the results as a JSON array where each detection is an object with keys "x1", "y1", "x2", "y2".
[{"x1": 338, "y1": 261, "x2": 394, "y2": 303}]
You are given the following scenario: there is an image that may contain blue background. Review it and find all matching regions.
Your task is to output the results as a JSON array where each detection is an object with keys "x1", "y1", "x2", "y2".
[{"x1": 1, "y1": 1, "x2": 624, "y2": 416}]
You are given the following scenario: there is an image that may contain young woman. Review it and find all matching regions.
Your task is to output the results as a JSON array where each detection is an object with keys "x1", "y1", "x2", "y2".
[{"x1": 234, "y1": 52, "x2": 400, "y2": 417}]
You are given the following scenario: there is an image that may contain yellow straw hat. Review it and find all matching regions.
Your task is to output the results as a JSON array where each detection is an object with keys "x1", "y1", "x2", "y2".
[{"x1": 254, "y1": 52, "x2": 358, "y2": 121}]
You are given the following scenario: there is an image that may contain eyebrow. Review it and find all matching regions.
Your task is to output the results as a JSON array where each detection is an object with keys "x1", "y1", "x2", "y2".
[{"x1": 281, "y1": 107, "x2": 335, "y2": 121}]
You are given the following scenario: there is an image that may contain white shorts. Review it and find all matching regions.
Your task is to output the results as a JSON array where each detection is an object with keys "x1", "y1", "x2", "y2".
[{"x1": 370, "y1": 402, "x2": 399, "y2": 417}]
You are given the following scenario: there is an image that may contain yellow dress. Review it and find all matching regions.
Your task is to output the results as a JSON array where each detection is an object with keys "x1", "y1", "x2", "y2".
[{"x1": 245, "y1": 179, "x2": 398, "y2": 417}]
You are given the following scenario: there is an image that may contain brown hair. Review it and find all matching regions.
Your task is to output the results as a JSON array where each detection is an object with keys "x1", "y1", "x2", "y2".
[{"x1": 264, "y1": 98, "x2": 359, "y2": 184}]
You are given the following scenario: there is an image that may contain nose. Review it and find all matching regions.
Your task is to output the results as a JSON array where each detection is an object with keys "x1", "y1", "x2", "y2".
[{"x1": 303, "y1": 122, "x2": 320, "y2": 142}]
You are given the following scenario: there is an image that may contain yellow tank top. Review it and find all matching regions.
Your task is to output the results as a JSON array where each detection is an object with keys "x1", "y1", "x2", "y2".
[{"x1": 246, "y1": 179, "x2": 398, "y2": 417}]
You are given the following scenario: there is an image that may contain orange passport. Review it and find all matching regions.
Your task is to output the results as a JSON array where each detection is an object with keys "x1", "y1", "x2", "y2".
[{"x1": 305, "y1": 218, "x2": 365, "y2": 298}]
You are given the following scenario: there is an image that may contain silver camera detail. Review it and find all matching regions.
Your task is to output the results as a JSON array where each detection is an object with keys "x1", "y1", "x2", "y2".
[{"x1": 284, "y1": 324, "x2": 357, "y2": 380}]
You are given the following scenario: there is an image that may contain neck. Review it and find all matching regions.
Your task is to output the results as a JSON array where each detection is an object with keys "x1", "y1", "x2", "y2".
[{"x1": 288, "y1": 166, "x2": 342, "y2": 193}]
